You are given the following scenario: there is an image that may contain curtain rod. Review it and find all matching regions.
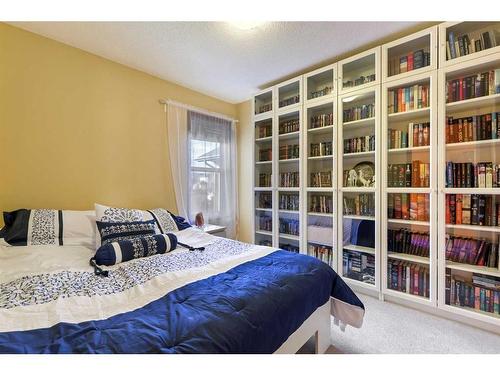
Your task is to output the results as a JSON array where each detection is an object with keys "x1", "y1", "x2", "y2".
[{"x1": 159, "y1": 99, "x2": 239, "y2": 123}]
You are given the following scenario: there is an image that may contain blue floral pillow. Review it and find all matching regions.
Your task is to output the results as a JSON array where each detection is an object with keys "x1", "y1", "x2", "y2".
[
  {"x1": 93, "y1": 233, "x2": 177, "y2": 266},
  {"x1": 96, "y1": 220, "x2": 157, "y2": 246}
]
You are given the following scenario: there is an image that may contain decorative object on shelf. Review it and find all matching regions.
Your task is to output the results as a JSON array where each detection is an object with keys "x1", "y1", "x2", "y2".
[
  {"x1": 344, "y1": 161, "x2": 375, "y2": 187},
  {"x1": 194, "y1": 212, "x2": 205, "y2": 228}
]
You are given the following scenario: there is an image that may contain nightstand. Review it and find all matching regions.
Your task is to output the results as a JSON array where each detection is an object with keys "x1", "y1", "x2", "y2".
[{"x1": 201, "y1": 224, "x2": 227, "y2": 238}]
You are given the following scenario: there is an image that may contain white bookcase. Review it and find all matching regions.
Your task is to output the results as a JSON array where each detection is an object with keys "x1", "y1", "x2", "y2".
[
  {"x1": 337, "y1": 84, "x2": 381, "y2": 293},
  {"x1": 302, "y1": 64, "x2": 338, "y2": 268},
  {"x1": 438, "y1": 51, "x2": 500, "y2": 325},
  {"x1": 439, "y1": 22, "x2": 500, "y2": 69},
  {"x1": 338, "y1": 47, "x2": 381, "y2": 95},
  {"x1": 276, "y1": 76, "x2": 304, "y2": 253},
  {"x1": 381, "y1": 70, "x2": 438, "y2": 306},
  {"x1": 253, "y1": 88, "x2": 275, "y2": 247},
  {"x1": 250, "y1": 23, "x2": 500, "y2": 330},
  {"x1": 382, "y1": 26, "x2": 438, "y2": 83}
]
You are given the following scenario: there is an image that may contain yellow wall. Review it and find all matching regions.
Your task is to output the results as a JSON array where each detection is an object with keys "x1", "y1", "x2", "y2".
[{"x1": 0, "y1": 23, "x2": 237, "y2": 226}]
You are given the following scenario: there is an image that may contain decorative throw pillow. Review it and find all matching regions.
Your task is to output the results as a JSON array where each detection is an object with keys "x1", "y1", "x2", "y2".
[
  {"x1": 0, "y1": 209, "x2": 96, "y2": 248},
  {"x1": 94, "y1": 204, "x2": 182, "y2": 247},
  {"x1": 93, "y1": 233, "x2": 178, "y2": 266},
  {"x1": 169, "y1": 211, "x2": 191, "y2": 230},
  {"x1": 96, "y1": 220, "x2": 157, "y2": 246}
]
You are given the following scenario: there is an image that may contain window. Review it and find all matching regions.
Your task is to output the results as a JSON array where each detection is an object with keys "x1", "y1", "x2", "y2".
[{"x1": 187, "y1": 111, "x2": 236, "y2": 233}]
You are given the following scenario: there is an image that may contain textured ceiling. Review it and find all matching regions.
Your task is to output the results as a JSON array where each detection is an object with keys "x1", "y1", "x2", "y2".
[{"x1": 10, "y1": 22, "x2": 420, "y2": 103}]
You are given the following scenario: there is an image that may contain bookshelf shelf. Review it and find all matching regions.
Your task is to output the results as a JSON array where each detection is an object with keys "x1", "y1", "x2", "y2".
[
  {"x1": 255, "y1": 230, "x2": 273, "y2": 236},
  {"x1": 343, "y1": 244, "x2": 376, "y2": 255},
  {"x1": 279, "y1": 233, "x2": 300, "y2": 241},
  {"x1": 255, "y1": 208, "x2": 272, "y2": 212},
  {"x1": 443, "y1": 188, "x2": 500, "y2": 195},
  {"x1": 307, "y1": 212, "x2": 334, "y2": 217},
  {"x1": 278, "y1": 130, "x2": 300, "y2": 139},
  {"x1": 307, "y1": 124, "x2": 334, "y2": 134},
  {"x1": 445, "y1": 93, "x2": 500, "y2": 114},
  {"x1": 255, "y1": 160, "x2": 272, "y2": 165},
  {"x1": 388, "y1": 145, "x2": 430, "y2": 154},
  {"x1": 446, "y1": 139, "x2": 500, "y2": 150},
  {"x1": 446, "y1": 261, "x2": 500, "y2": 278},
  {"x1": 278, "y1": 158, "x2": 300, "y2": 163},
  {"x1": 308, "y1": 155, "x2": 333, "y2": 161},
  {"x1": 343, "y1": 215, "x2": 375, "y2": 221},
  {"x1": 445, "y1": 224, "x2": 500, "y2": 233},
  {"x1": 306, "y1": 187, "x2": 333, "y2": 192},
  {"x1": 341, "y1": 187, "x2": 376, "y2": 193},
  {"x1": 254, "y1": 187, "x2": 272, "y2": 192},
  {"x1": 342, "y1": 117, "x2": 375, "y2": 129},
  {"x1": 343, "y1": 150, "x2": 376, "y2": 159},
  {"x1": 388, "y1": 252, "x2": 430, "y2": 264},
  {"x1": 278, "y1": 209, "x2": 299, "y2": 215},
  {"x1": 255, "y1": 136, "x2": 273, "y2": 142},
  {"x1": 386, "y1": 187, "x2": 431, "y2": 194},
  {"x1": 387, "y1": 219, "x2": 430, "y2": 226},
  {"x1": 387, "y1": 107, "x2": 430, "y2": 121}
]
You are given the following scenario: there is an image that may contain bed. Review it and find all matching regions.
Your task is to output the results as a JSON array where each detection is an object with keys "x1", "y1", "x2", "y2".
[{"x1": 0, "y1": 213, "x2": 364, "y2": 354}]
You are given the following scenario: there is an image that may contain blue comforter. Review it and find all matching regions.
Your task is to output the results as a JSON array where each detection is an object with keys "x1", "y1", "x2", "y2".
[{"x1": 0, "y1": 245, "x2": 364, "y2": 353}]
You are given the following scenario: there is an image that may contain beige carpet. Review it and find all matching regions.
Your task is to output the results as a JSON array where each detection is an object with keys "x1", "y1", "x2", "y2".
[{"x1": 299, "y1": 293, "x2": 500, "y2": 354}]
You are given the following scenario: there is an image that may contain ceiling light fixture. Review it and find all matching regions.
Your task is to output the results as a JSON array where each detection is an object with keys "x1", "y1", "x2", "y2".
[{"x1": 228, "y1": 21, "x2": 265, "y2": 31}]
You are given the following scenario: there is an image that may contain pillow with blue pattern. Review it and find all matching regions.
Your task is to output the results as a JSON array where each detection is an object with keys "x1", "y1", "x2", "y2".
[
  {"x1": 96, "y1": 220, "x2": 157, "y2": 246},
  {"x1": 93, "y1": 233, "x2": 178, "y2": 266}
]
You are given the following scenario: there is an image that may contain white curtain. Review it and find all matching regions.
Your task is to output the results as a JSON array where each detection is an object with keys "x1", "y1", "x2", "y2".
[
  {"x1": 166, "y1": 104, "x2": 189, "y2": 220},
  {"x1": 166, "y1": 102, "x2": 238, "y2": 239}
]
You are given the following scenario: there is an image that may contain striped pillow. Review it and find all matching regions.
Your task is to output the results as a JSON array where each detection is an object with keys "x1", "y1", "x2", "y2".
[
  {"x1": 96, "y1": 220, "x2": 157, "y2": 246},
  {"x1": 94, "y1": 233, "x2": 177, "y2": 265}
]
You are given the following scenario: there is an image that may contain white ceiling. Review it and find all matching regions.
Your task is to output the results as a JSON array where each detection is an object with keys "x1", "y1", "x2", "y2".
[{"x1": 11, "y1": 22, "x2": 420, "y2": 104}]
